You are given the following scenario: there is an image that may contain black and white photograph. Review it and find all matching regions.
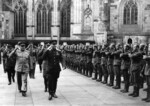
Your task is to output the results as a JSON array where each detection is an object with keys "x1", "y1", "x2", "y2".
[{"x1": 0, "y1": 0, "x2": 150, "y2": 106}]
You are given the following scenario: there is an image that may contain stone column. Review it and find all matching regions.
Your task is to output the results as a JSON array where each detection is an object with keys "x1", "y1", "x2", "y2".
[
  {"x1": 26, "y1": 0, "x2": 33, "y2": 39},
  {"x1": 71, "y1": 0, "x2": 82, "y2": 40}
]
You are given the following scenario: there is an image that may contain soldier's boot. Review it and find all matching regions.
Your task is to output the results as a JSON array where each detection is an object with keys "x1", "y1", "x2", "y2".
[
  {"x1": 108, "y1": 74, "x2": 114, "y2": 87},
  {"x1": 89, "y1": 70, "x2": 92, "y2": 77},
  {"x1": 97, "y1": 73, "x2": 103, "y2": 82},
  {"x1": 102, "y1": 74, "x2": 108, "y2": 84},
  {"x1": 143, "y1": 85, "x2": 150, "y2": 102},
  {"x1": 145, "y1": 86, "x2": 150, "y2": 102},
  {"x1": 133, "y1": 86, "x2": 139, "y2": 97},
  {"x1": 121, "y1": 79, "x2": 129, "y2": 93},
  {"x1": 113, "y1": 75, "x2": 121, "y2": 89},
  {"x1": 92, "y1": 71, "x2": 97, "y2": 80},
  {"x1": 79, "y1": 66, "x2": 82, "y2": 73},
  {"x1": 128, "y1": 86, "x2": 136, "y2": 96},
  {"x1": 86, "y1": 69, "x2": 88, "y2": 76},
  {"x1": 139, "y1": 76, "x2": 144, "y2": 89},
  {"x1": 83, "y1": 68, "x2": 85, "y2": 75}
]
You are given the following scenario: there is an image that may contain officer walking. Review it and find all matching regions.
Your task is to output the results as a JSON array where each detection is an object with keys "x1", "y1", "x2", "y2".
[
  {"x1": 42, "y1": 41, "x2": 63, "y2": 100},
  {"x1": 9, "y1": 42, "x2": 30, "y2": 97}
]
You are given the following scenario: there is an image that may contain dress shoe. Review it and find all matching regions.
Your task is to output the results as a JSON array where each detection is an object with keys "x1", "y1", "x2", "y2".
[
  {"x1": 92, "y1": 78, "x2": 96, "y2": 80},
  {"x1": 8, "y1": 82, "x2": 11, "y2": 85},
  {"x1": 13, "y1": 78, "x2": 15, "y2": 82},
  {"x1": 22, "y1": 92, "x2": 26, "y2": 97},
  {"x1": 101, "y1": 81, "x2": 107, "y2": 84},
  {"x1": 128, "y1": 93, "x2": 135, "y2": 96},
  {"x1": 107, "y1": 83, "x2": 113, "y2": 87},
  {"x1": 52, "y1": 94, "x2": 58, "y2": 98},
  {"x1": 120, "y1": 89, "x2": 128, "y2": 93},
  {"x1": 44, "y1": 89, "x2": 47, "y2": 92},
  {"x1": 96, "y1": 79, "x2": 101, "y2": 82},
  {"x1": 112, "y1": 86, "x2": 120, "y2": 89},
  {"x1": 48, "y1": 95, "x2": 53, "y2": 100},
  {"x1": 145, "y1": 99, "x2": 150, "y2": 102},
  {"x1": 142, "y1": 98, "x2": 148, "y2": 101},
  {"x1": 132, "y1": 94, "x2": 139, "y2": 97}
]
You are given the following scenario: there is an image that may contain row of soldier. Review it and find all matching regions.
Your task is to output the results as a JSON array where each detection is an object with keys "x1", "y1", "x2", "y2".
[
  {"x1": 1, "y1": 41, "x2": 150, "y2": 101},
  {"x1": 61, "y1": 43, "x2": 150, "y2": 102}
]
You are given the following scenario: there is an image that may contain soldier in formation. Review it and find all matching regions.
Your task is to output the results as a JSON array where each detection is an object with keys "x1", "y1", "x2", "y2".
[
  {"x1": 61, "y1": 42, "x2": 150, "y2": 102},
  {"x1": 1, "y1": 41, "x2": 150, "y2": 102}
]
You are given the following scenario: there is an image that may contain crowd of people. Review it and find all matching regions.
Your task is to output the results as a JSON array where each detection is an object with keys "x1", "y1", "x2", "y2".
[
  {"x1": 0, "y1": 41, "x2": 62, "y2": 100},
  {"x1": 61, "y1": 43, "x2": 150, "y2": 103},
  {"x1": 0, "y1": 41, "x2": 150, "y2": 102}
]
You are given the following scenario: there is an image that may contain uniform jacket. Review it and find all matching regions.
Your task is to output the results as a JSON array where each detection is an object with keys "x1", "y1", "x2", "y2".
[
  {"x1": 144, "y1": 56, "x2": 150, "y2": 76},
  {"x1": 120, "y1": 53, "x2": 130, "y2": 70},
  {"x1": 15, "y1": 50, "x2": 30, "y2": 73},
  {"x1": 113, "y1": 50, "x2": 122, "y2": 66},
  {"x1": 3, "y1": 49, "x2": 16, "y2": 71},
  {"x1": 130, "y1": 52, "x2": 143, "y2": 72},
  {"x1": 101, "y1": 51, "x2": 107, "y2": 65},
  {"x1": 43, "y1": 48, "x2": 63, "y2": 74}
]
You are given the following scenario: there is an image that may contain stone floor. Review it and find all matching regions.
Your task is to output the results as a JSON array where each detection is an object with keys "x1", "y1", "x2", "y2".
[{"x1": 0, "y1": 64, "x2": 150, "y2": 106}]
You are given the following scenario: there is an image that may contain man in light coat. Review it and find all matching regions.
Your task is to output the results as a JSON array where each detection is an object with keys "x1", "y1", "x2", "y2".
[{"x1": 9, "y1": 42, "x2": 30, "y2": 97}]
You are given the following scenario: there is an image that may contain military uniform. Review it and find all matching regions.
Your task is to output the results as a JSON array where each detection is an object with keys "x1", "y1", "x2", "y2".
[
  {"x1": 42, "y1": 45, "x2": 63, "y2": 100},
  {"x1": 106, "y1": 51, "x2": 114, "y2": 86},
  {"x1": 113, "y1": 49, "x2": 122, "y2": 89},
  {"x1": 101, "y1": 51, "x2": 108, "y2": 84},
  {"x1": 142, "y1": 55, "x2": 150, "y2": 102},
  {"x1": 120, "y1": 52, "x2": 130, "y2": 93},
  {"x1": 129, "y1": 52, "x2": 143, "y2": 97},
  {"x1": 86, "y1": 47, "x2": 93, "y2": 77}
]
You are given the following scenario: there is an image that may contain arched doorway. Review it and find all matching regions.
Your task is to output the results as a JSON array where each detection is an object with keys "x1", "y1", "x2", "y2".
[{"x1": 127, "y1": 38, "x2": 132, "y2": 44}]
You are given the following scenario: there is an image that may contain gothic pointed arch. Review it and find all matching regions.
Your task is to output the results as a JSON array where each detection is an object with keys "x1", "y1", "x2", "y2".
[
  {"x1": 36, "y1": 0, "x2": 52, "y2": 36},
  {"x1": 123, "y1": 0, "x2": 138, "y2": 24},
  {"x1": 119, "y1": 0, "x2": 142, "y2": 29},
  {"x1": 14, "y1": 0, "x2": 27, "y2": 37},
  {"x1": 60, "y1": 0, "x2": 71, "y2": 37}
]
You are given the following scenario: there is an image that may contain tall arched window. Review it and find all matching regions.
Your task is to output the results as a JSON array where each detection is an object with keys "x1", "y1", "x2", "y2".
[
  {"x1": 37, "y1": 8, "x2": 41, "y2": 34},
  {"x1": 60, "y1": 1, "x2": 71, "y2": 37},
  {"x1": 14, "y1": 3, "x2": 26, "y2": 37},
  {"x1": 124, "y1": 0, "x2": 138, "y2": 24},
  {"x1": 48, "y1": 9, "x2": 51, "y2": 34},
  {"x1": 42, "y1": 6, "x2": 47, "y2": 34},
  {"x1": 36, "y1": 2, "x2": 52, "y2": 35}
]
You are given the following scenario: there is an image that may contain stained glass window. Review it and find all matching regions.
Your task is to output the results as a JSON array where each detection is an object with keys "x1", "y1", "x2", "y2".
[
  {"x1": 60, "y1": 1, "x2": 71, "y2": 37},
  {"x1": 124, "y1": 0, "x2": 138, "y2": 24},
  {"x1": 14, "y1": 2, "x2": 26, "y2": 36},
  {"x1": 37, "y1": 2, "x2": 52, "y2": 35}
]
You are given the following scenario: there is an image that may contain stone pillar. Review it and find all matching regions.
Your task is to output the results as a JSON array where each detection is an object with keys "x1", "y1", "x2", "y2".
[
  {"x1": 26, "y1": 0, "x2": 33, "y2": 39},
  {"x1": 71, "y1": 0, "x2": 82, "y2": 39},
  {"x1": 51, "y1": 0, "x2": 60, "y2": 40}
]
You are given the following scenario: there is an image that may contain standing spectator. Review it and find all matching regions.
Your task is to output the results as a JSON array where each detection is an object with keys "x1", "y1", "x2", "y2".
[
  {"x1": 142, "y1": 55, "x2": 150, "y2": 102},
  {"x1": 37, "y1": 43, "x2": 44, "y2": 73},
  {"x1": 3, "y1": 44, "x2": 16, "y2": 85},
  {"x1": 9, "y1": 42, "x2": 30, "y2": 97},
  {"x1": 40, "y1": 43, "x2": 50, "y2": 92},
  {"x1": 2, "y1": 44, "x2": 7, "y2": 73},
  {"x1": 29, "y1": 44, "x2": 37, "y2": 79},
  {"x1": 42, "y1": 41, "x2": 63, "y2": 100}
]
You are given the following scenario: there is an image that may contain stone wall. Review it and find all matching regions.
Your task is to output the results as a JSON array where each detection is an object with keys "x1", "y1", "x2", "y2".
[{"x1": 110, "y1": 0, "x2": 150, "y2": 44}]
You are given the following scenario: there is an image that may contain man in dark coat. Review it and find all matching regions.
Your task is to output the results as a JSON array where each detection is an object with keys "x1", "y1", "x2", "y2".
[
  {"x1": 42, "y1": 41, "x2": 63, "y2": 100},
  {"x1": 3, "y1": 44, "x2": 16, "y2": 85}
]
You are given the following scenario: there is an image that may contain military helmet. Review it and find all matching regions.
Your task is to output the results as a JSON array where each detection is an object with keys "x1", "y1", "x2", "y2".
[
  {"x1": 116, "y1": 43, "x2": 121, "y2": 49},
  {"x1": 139, "y1": 43, "x2": 146, "y2": 51},
  {"x1": 124, "y1": 44, "x2": 131, "y2": 51},
  {"x1": 109, "y1": 43, "x2": 115, "y2": 49}
]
